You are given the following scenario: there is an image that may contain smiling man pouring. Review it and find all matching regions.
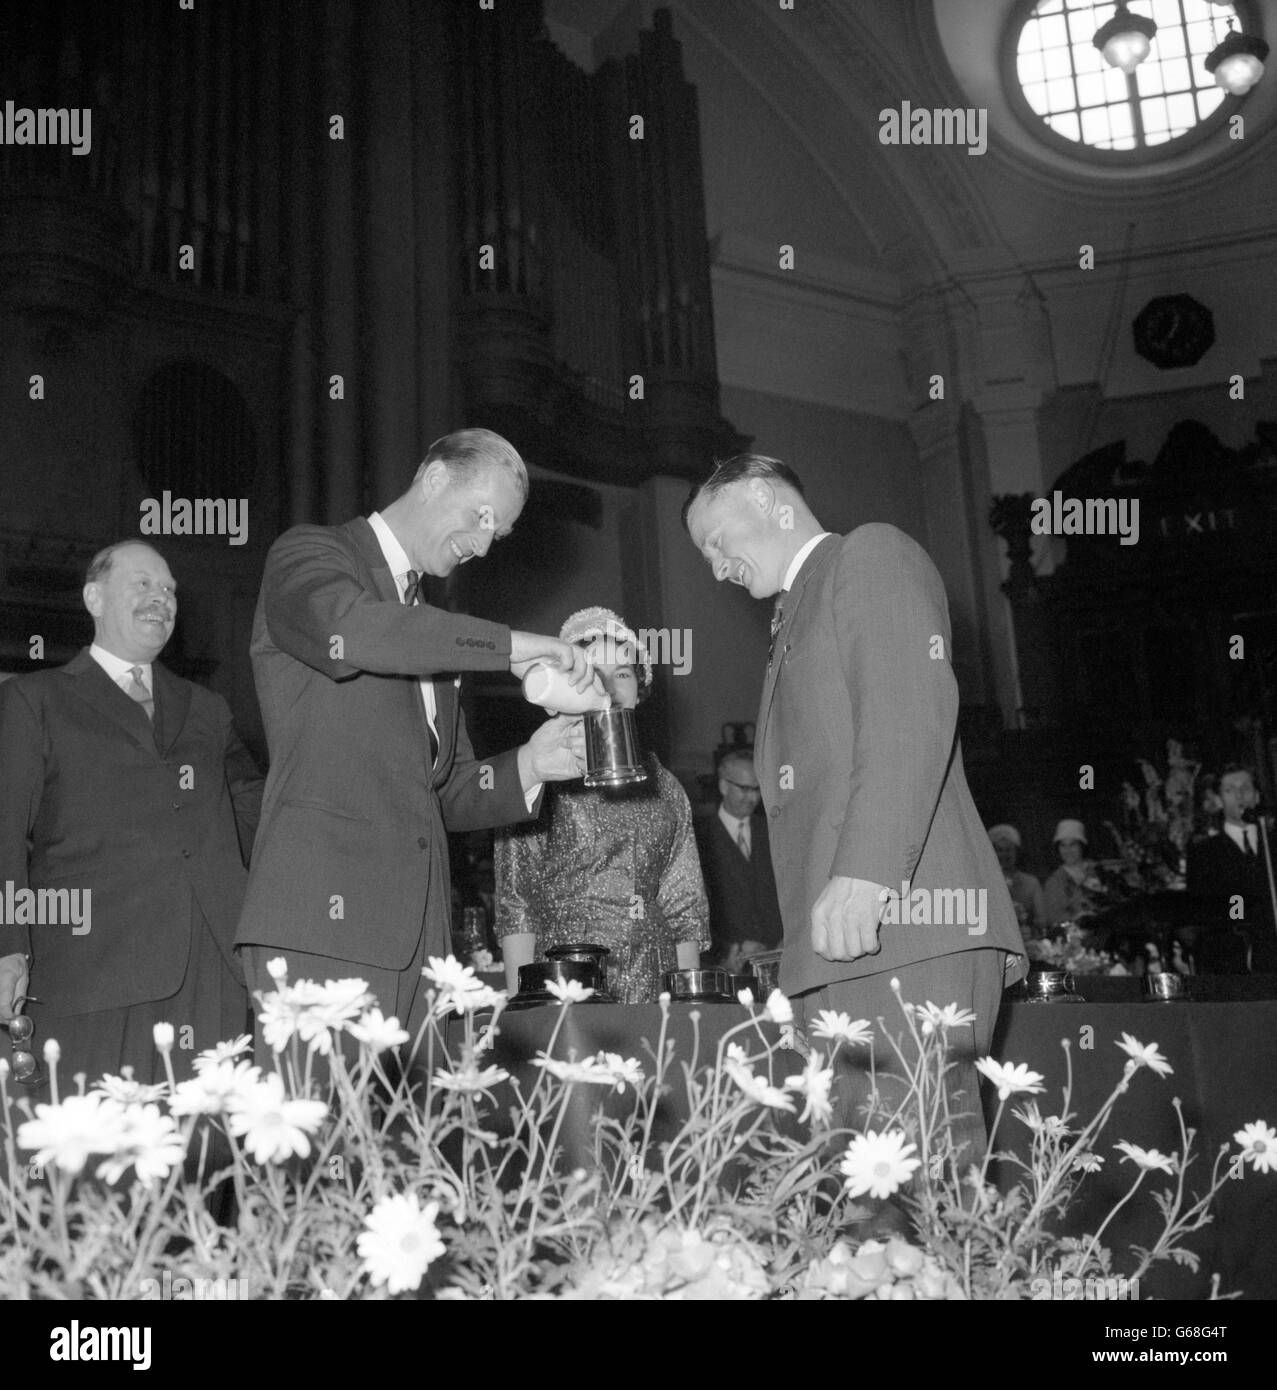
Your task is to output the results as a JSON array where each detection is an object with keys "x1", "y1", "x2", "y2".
[{"x1": 235, "y1": 429, "x2": 596, "y2": 1074}]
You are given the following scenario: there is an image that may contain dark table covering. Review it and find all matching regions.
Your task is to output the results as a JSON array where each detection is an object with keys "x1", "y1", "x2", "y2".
[
  {"x1": 449, "y1": 1002, "x2": 781, "y2": 1169},
  {"x1": 451, "y1": 994, "x2": 1277, "y2": 1299},
  {"x1": 993, "y1": 998, "x2": 1277, "y2": 1300}
]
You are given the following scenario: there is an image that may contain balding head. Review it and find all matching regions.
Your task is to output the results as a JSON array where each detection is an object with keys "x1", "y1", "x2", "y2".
[{"x1": 684, "y1": 454, "x2": 822, "y2": 600}]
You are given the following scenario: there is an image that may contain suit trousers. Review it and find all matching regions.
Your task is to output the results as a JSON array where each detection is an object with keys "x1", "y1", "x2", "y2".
[
  {"x1": 240, "y1": 920, "x2": 434, "y2": 1083},
  {"x1": 26, "y1": 904, "x2": 247, "y2": 1097},
  {"x1": 793, "y1": 946, "x2": 1006, "y2": 1171}
]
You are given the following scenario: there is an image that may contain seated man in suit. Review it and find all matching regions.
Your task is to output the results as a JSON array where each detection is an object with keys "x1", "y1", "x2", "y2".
[
  {"x1": 1187, "y1": 766, "x2": 1277, "y2": 974},
  {"x1": 0, "y1": 541, "x2": 263, "y2": 1088},
  {"x1": 695, "y1": 748, "x2": 783, "y2": 972}
]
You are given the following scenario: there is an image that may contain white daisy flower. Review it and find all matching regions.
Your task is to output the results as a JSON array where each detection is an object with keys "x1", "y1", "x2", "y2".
[
  {"x1": 839, "y1": 1130, "x2": 921, "y2": 1200},
  {"x1": 974, "y1": 1057, "x2": 1046, "y2": 1101},
  {"x1": 357, "y1": 1192, "x2": 446, "y2": 1295}
]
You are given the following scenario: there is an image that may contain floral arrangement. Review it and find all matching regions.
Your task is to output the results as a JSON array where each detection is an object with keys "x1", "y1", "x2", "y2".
[
  {"x1": 1026, "y1": 922, "x2": 1125, "y2": 977},
  {"x1": 1, "y1": 960, "x2": 1273, "y2": 1300}
]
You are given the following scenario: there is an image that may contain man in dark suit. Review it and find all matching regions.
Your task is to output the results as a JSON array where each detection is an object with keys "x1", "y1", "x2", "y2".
[
  {"x1": 694, "y1": 747, "x2": 783, "y2": 970},
  {"x1": 0, "y1": 541, "x2": 263, "y2": 1087},
  {"x1": 1187, "y1": 766, "x2": 1277, "y2": 974},
  {"x1": 685, "y1": 454, "x2": 1026, "y2": 1161},
  {"x1": 235, "y1": 429, "x2": 593, "y2": 1064}
]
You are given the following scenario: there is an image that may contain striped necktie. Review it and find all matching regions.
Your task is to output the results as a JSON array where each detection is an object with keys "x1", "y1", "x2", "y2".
[
  {"x1": 767, "y1": 596, "x2": 785, "y2": 669},
  {"x1": 126, "y1": 666, "x2": 154, "y2": 721}
]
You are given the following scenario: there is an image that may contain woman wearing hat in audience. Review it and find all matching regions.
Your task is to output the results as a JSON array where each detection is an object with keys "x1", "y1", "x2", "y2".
[
  {"x1": 495, "y1": 607, "x2": 709, "y2": 1003},
  {"x1": 1043, "y1": 818, "x2": 1102, "y2": 926},
  {"x1": 987, "y1": 824, "x2": 1047, "y2": 943}
]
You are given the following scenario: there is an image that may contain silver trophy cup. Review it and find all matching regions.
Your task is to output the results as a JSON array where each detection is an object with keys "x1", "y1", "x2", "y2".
[{"x1": 583, "y1": 708, "x2": 647, "y2": 787}]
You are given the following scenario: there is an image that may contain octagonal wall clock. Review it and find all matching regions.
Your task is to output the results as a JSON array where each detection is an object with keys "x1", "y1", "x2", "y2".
[{"x1": 1133, "y1": 294, "x2": 1215, "y2": 369}]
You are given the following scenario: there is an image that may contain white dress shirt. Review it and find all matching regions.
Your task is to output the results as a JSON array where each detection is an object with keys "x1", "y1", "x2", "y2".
[
  {"x1": 367, "y1": 512, "x2": 442, "y2": 752},
  {"x1": 89, "y1": 643, "x2": 153, "y2": 698},
  {"x1": 1224, "y1": 821, "x2": 1259, "y2": 856},
  {"x1": 781, "y1": 532, "x2": 833, "y2": 593},
  {"x1": 718, "y1": 805, "x2": 752, "y2": 858},
  {"x1": 366, "y1": 512, "x2": 541, "y2": 809}
]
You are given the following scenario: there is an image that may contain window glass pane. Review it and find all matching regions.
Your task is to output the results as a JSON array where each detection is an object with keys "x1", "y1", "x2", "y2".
[
  {"x1": 1050, "y1": 110, "x2": 1082, "y2": 140},
  {"x1": 1137, "y1": 61, "x2": 1165, "y2": 95},
  {"x1": 1156, "y1": 25, "x2": 1186, "y2": 59},
  {"x1": 1196, "y1": 86, "x2": 1224, "y2": 117},
  {"x1": 1166, "y1": 91, "x2": 1197, "y2": 131},
  {"x1": 1047, "y1": 75, "x2": 1077, "y2": 108},
  {"x1": 1150, "y1": 0, "x2": 1184, "y2": 25},
  {"x1": 1104, "y1": 65, "x2": 1130, "y2": 101},
  {"x1": 1081, "y1": 106, "x2": 1112, "y2": 144},
  {"x1": 1076, "y1": 72, "x2": 1107, "y2": 105},
  {"x1": 1038, "y1": 14, "x2": 1070, "y2": 47},
  {"x1": 1141, "y1": 95, "x2": 1170, "y2": 132},
  {"x1": 1159, "y1": 56, "x2": 1192, "y2": 91},
  {"x1": 1019, "y1": 51, "x2": 1047, "y2": 85},
  {"x1": 1043, "y1": 46, "x2": 1076, "y2": 79},
  {"x1": 1107, "y1": 102, "x2": 1135, "y2": 139},
  {"x1": 1068, "y1": 7, "x2": 1098, "y2": 42},
  {"x1": 1074, "y1": 39, "x2": 1104, "y2": 73},
  {"x1": 1023, "y1": 81, "x2": 1050, "y2": 113}
]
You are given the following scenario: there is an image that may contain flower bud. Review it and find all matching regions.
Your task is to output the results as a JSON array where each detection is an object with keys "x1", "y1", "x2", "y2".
[{"x1": 153, "y1": 1022, "x2": 175, "y2": 1053}]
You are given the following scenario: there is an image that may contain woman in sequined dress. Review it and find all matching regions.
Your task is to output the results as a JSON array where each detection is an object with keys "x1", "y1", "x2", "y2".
[{"x1": 496, "y1": 608, "x2": 709, "y2": 1003}]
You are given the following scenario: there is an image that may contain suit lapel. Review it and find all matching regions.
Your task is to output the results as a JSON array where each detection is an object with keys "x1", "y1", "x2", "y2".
[
  {"x1": 756, "y1": 536, "x2": 840, "y2": 780},
  {"x1": 64, "y1": 649, "x2": 159, "y2": 754},
  {"x1": 346, "y1": 518, "x2": 442, "y2": 772},
  {"x1": 151, "y1": 662, "x2": 190, "y2": 756}
]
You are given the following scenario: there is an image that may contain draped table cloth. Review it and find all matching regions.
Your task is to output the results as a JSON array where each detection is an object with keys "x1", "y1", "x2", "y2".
[{"x1": 450, "y1": 993, "x2": 1277, "y2": 1299}]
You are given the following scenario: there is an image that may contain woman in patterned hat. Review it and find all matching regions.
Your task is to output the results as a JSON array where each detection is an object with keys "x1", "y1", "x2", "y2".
[{"x1": 495, "y1": 607, "x2": 709, "y2": 1003}]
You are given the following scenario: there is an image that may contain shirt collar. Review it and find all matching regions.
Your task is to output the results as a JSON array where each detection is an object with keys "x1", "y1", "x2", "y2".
[
  {"x1": 718, "y1": 805, "x2": 749, "y2": 836},
  {"x1": 89, "y1": 644, "x2": 152, "y2": 685},
  {"x1": 1225, "y1": 821, "x2": 1252, "y2": 849},
  {"x1": 781, "y1": 532, "x2": 832, "y2": 593},
  {"x1": 367, "y1": 512, "x2": 414, "y2": 588}
]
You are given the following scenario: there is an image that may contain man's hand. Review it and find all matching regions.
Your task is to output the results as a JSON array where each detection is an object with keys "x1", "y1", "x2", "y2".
[
  {"x1": 509, "y1": 632, "x2": 595, "y2": 692},
  {"x1": 811, "y1": 876, "x2": 888, "y2": 962},
  {"x1": 518, "y1": 714, "x2": 588, "y2": 787},
  {"x1": 0, "y1": 952, "x2": 30, "y2": 1024}
]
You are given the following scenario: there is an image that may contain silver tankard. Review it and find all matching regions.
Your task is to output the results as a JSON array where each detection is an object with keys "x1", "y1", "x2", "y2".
[{"x1": 583, "y1": 708, "x2": 647, "y2": 787}]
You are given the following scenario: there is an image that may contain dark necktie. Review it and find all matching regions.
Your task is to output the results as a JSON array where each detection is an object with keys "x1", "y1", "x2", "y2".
[
  {"x1": 736, "y1": 821, "x2": 750, "y2": 861},
  {"x1": 403, "y1": 570, "x2": 439, "y2": 767},
  {"x1": 767, "y1": 595, "x2": 785, "y2": 669}
]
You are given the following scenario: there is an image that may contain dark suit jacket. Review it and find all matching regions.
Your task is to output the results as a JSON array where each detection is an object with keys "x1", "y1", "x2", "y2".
[
  {"x1": 235, "y1": 518, "x2": 539, "y2": 971},
  {"x1": 755, "y1": 526, "x2": 1026, "y2": 997},
  {"x1": 693, "y1": 810, "x2": 783, "y2": 951},
  {"x1": 0, "y1": 651, "x2": 262, "y2": 1016},
  {"x1": 1187, "y1": 829, "x2": 1277, "y2": 971}
]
